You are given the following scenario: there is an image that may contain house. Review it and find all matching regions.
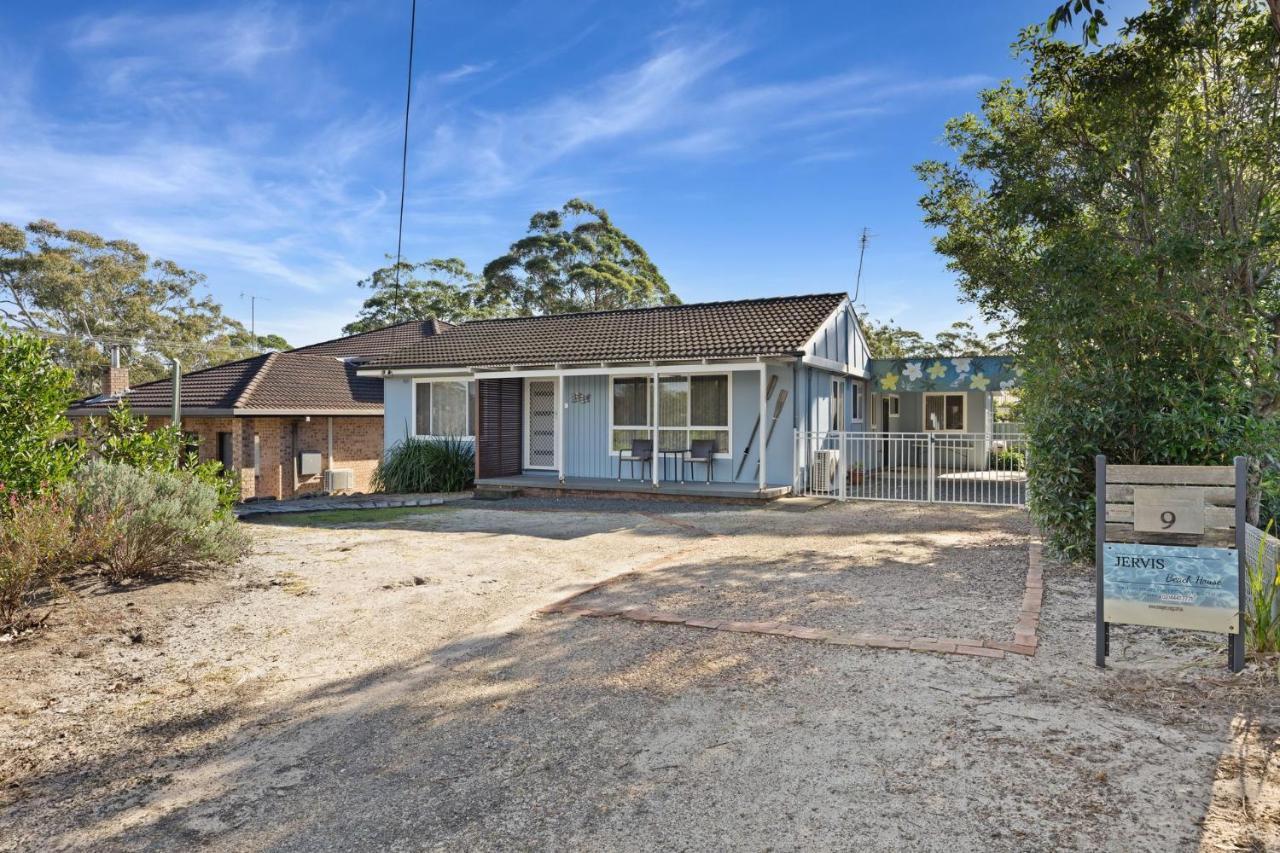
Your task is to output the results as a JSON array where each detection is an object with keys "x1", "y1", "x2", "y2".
[
  {"x1": 357, "y1": 293, "x2": 876, "y2": 498},
  {"x1": 67, "y1": 320, "x2": 453, "y2": 500}
]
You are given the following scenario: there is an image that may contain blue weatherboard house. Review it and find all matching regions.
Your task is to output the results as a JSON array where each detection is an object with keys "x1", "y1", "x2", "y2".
[{"x1": 356, "y1": 293, "x2": 1021, "y2": 499}]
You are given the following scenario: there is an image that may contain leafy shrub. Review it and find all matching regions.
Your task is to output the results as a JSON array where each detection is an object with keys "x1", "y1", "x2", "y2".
[
  {"x1": 0, "y1": 492, "x2": 98, "y2": 630},
  {"x1": 989, "y1": 447, "x2": 1026, "y2": 471},
  {"x1": 373, "y1": 436, "x2": 474, "y2": 494},
  {"x1": 65, "y1": 460, "x2": 250, "y2": 582},
  {"x1": 0, "y1": 334, "x2": 82, "y2": 500},
  {"x1": 1261, "y1": 464, "x2": 1279, "y2": 532},
  {"x1": 85, "y1": 403, "x2": 240, "y2": 513},
  {"x1": 1245, "y1": 521, "x2": 1279, "y2": 657}
]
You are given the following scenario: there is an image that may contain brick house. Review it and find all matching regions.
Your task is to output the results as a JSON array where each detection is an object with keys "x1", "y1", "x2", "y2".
[{"x1": 67, "y1": 320, "x2": 452, "y2": 501}]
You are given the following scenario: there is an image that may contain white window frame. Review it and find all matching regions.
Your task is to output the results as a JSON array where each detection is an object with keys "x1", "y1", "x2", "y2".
[
  {"x1": 923, "y1": 392, "x2": 966, "y2": 433},
  {"x1": 888, "y1": 395, "x2": 900, "y2": 417},
  {"x1": 851, "y1": 380, "x2": 863, "y2": 424},
  {"x1": 608, "y1": 374, "x2": 732, "y2": 458},
  {"x1": 831, "y1": 379, "x2": 846, "y2": 431},
  {"x1": 412, "y1": 379, "x2": 475, "y2": 438}
]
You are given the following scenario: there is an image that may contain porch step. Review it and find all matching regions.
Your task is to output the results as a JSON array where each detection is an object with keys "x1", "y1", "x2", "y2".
[{"x1": 473, "y1": 483, "x2": 522, "y2": 501}]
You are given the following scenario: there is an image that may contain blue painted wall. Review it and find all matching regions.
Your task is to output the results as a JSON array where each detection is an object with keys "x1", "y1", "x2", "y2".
[
  {"x1": 806, "y1": 301, "x2": 871, "y2": 368},
  {"x1": 379, "y1": 362, "x2": 865, "y2": 488},
  {"x1": 383, "y1": 377, "x2": 415, "y2": 453},
  {"x1": 558, "y1": 367, "x2": 797, "y2": 486}
]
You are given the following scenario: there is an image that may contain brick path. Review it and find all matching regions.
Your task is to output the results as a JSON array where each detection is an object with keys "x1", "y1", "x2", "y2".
[
  {"x1": 235, "y1": 494, "x2": 449, "y2": 519},
  {"x1": 540, "y1": 525, "x2": 1047, "y2": 662}
]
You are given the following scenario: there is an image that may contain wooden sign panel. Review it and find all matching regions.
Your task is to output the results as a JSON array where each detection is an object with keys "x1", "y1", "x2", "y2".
[{"x1": 1132, "y1": 487, "x2": 1205, "y2": 535}]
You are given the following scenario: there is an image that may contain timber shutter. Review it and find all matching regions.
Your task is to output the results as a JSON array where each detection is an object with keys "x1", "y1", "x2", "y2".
[{"x1": 477, "y1": 378, "x2": 522, "y2": 478}]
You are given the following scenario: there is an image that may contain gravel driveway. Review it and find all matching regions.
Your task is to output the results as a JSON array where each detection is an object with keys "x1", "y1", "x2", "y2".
[{"x1": 1, "y1": 498, "x2": 1275, "y2": 851}]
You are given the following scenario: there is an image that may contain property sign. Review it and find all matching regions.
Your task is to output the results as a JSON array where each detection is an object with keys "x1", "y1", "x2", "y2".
[
  {"x1": 1096, "y1": 457, "x2": 1246, "y2": 672},
  {"x1": 1102, "y1": 543, "x2": 1240, "y2": 634},
  {"x1": 1132, "y1": 487, "x2": 1205, "y2": 535}
]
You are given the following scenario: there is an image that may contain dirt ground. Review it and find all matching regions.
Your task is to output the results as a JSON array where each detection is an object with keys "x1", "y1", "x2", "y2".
[{"x1": 1, "y1": 497, "x2": 1277, "y2": 852}]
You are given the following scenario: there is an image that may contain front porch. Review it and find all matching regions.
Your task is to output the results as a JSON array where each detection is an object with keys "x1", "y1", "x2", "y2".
[{"x1": 474, "y1": 473, "x2": 791, "y2": 503}]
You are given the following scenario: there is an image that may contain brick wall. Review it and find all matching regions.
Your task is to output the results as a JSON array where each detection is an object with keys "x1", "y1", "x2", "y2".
[{"x1": 83, "y1": 413, "x2": 384, "y2": 501}]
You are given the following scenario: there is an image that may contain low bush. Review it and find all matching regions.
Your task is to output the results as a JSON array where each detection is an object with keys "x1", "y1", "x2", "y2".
[
  {"x1": 1245, "y1": 520, "x2": 1279, "y2": 658},
  {"x1": 0, "y1": 492, "x2": 95, "y2": 631},
  {"x1": 373, "y1": 436, "x2": 474, "y2": 494},
  {"x1": 85, "y1": 404, "x2": 240, "y2": 513},
  {"x1": 989, "y1": 447, "x2": 1026, "y2": 471},
  {"x1": 66, "y1": 460, "x2": 250, "y2": 582}
]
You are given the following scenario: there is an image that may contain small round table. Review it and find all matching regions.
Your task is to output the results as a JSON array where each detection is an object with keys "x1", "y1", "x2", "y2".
[{"x1": 659, "y1": 449, "x2": 689, "y2": 483}]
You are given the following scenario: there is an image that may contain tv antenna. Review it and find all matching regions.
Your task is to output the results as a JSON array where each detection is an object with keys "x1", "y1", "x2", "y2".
[
  {"x1": 853, "y1": 227, "x2": 873, "y2": 304},
  {"x1": 240, "y1": 292, "x2": 271, "y2": 350}
]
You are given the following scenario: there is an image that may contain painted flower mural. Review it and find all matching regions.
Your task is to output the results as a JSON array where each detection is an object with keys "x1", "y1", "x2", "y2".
[{"x1": 868, "y1": 356, "x2": 1022, "y2": 393}]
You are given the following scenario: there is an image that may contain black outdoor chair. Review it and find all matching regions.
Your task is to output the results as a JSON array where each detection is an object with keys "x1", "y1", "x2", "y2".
[
  {"x1": 683, "y1": 439, "x2": 717, "y2": 484},
  {"x1": 617, "y1": 438, "x2": 653, "y2": 481}
]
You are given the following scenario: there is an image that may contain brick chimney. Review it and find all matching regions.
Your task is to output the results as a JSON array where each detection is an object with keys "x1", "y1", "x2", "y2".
[{"x1": 102, "y1": 347, "x2": 129, "y2": 397}]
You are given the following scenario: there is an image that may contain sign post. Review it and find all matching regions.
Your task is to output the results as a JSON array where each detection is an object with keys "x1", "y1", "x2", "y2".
[{"x1": 1095, "y1": 455, "x2": 1247, "y2": 673}]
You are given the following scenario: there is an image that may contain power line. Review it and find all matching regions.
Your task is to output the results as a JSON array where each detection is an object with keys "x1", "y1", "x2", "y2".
[
  {"x1": 392, "y1": 0, "x2": 418, "y2": 323},
  {"x1": 8, "y1": 326, "x2": 265, "y2": 356}
]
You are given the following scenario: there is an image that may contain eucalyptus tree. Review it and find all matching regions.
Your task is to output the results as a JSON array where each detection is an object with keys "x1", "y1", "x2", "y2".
[
  {"x1": 0, "y1": 220, "x2": 281, "y2": 393},
  {"x1": 481, "y1": 198, "x2": 678, "y2": 316},
  {"x1": 343, "y1": 257, "x2": 488, "y2": 333}
]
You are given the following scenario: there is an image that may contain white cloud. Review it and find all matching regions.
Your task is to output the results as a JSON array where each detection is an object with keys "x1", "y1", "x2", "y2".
[
  {"x1": 436, "y1": 62, "x2": 495, "y2": 84},
  {"x1": 415, "y1": 33, "x2": 992, "y2": 199},
  {"x1": 69, "y1": 5, "x2": 302, "y2": 78}
]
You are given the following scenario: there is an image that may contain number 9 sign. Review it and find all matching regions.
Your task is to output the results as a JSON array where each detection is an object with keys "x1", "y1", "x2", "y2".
[{"x1": 1134, "y1": 487, "x2": 1205, "y2": 536}]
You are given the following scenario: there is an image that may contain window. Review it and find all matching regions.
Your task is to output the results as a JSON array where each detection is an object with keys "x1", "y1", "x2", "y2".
[
  {"x1": 831, "y1": 380, "x2": 845, "y2": 431},
  {"x1": 611, "y1": 375, "x2": 729, "y2": 454},
  {"x1": 888, "y1": 395, "x2": 900, "y2": 416},
  {"x1": 414, "y1": 380, "x2": 476, "y2": 437},
  {"x1": 925, "y1": 393, "x2": 965, "y2": 432},
  {"x1": 850, "y1": 381, "x2": 861, "y2": 423},
  {"x1": 216, "y1": 431, "x2": 234, "y2": 470}
]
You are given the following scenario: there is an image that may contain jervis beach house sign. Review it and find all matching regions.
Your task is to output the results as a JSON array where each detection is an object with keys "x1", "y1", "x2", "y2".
[{"x1": 1095, "y1": 457, "x2": 1248, "y2": 672}]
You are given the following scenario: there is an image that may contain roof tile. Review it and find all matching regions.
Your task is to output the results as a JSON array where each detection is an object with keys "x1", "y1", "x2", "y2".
[{"x1": 366, "y1": 293, "x2": 847, "y2": 369}]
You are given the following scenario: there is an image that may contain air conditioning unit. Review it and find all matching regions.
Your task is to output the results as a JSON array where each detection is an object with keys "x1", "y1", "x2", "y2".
[
  {"x1": 811, "y1": 449, "x2": 840, "y2": 493},
  {"x1": 324, "y1": 468, "x2": 354, "y2": 493}
]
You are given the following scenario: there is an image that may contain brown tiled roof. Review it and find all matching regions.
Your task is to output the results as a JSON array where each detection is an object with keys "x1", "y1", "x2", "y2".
[
  {"x1": 291, "y1": 319, "x2": 455, "y2": 360},
  {"x1": 364, "y1": 293, "x2": 848, "y2": 370},
  {"x1": 238, "y1": 352, "x2": 382, "y2": 411},
  {"x1": 69, "y1": 352, "x2": 383, "y2": 415},
  {"x1": 66, "y1": 318, "x2": 453, "y2": 415}
]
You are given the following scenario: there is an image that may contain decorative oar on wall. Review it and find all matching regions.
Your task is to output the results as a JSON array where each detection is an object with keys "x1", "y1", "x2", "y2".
[
  {"x1": 734, "y1": 374, "x2": 779, "y2": 480},
  {"x1": 753, "y1": 389, "x2": 789, "y2": 482}
]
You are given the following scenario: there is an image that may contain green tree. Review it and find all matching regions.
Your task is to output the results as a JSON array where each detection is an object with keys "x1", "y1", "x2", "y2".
[
  {"x1": 918, "y1": 0, "x2": 1280, "y2": 558},
  {"x1": 0, "y1": 334, "x2": 82, "y2": 498},
  {"x1": 343, "y1": 257, "x2": 486, "y2": 334},
  {"x1": 481, "y1": 198, "x2": 678, "y2": 315},
  {"x1": 0, "y1": 220, "x2": 272, "y2": 393},
  {"x1": 860, "y1": 313, "x2": 1007, "y2": 358}
]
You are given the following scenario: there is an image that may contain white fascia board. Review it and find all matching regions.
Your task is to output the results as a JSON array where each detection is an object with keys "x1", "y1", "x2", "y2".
[{"x1": 802, "y1": 353, "x2": 868, "y2": 378}]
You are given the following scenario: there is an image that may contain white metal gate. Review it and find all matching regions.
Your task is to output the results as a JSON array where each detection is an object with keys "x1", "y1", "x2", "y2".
[{"x1": 794, "y1": 430, "x2": 1029, "y2": 507}]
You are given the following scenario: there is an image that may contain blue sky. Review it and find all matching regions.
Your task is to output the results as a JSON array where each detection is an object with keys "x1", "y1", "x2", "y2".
[{"x1": 0, "y1": 0, "x2": 1147, "y2": 347}]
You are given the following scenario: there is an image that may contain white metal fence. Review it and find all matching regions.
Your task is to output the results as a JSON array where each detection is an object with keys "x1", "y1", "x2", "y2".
[{"x1": 794, "y1": 430, "x2": 1029, "y2": 507}]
